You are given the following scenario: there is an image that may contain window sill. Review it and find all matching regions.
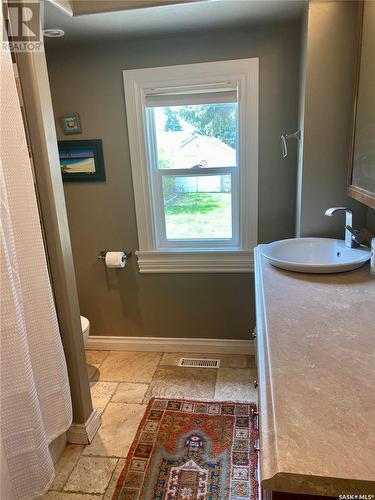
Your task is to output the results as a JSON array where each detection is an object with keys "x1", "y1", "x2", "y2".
[{"x1": 135, "y1": 249, "x2": 254, "y2": 273}]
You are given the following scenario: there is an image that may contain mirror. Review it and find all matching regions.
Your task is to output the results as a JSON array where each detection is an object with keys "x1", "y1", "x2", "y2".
[{"x1": 348, "y1": 1, "x2": 375, "y2": 209}]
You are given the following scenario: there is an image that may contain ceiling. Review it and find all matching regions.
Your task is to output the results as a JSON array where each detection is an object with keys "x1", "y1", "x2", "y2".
[
  {"x1": 44, "y1": 0, "x2": 306, "y2": 44},
  {"x1": 48, "y1": 0, "x2": 204, "y2": 16}
]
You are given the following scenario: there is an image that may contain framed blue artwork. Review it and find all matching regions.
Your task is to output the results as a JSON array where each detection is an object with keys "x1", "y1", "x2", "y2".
[
  {"x1": 58, "y1": 139, "x2": 106, "y2": 182},
  {"x1": 61, "y1": 113, "x2": 81, "y2": 134}
]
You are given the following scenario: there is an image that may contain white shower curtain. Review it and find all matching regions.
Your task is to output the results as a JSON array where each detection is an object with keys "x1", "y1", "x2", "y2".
[{"x1": 1, "y1": 33, "x2": 73, "y2": 500}]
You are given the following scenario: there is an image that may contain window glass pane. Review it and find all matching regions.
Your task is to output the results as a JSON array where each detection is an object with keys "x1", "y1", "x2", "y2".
[
  {"x1": 153, "y1": 103, "x2": 237, "y2": 169},
  {"x1": 162, "y1": 175, "x2": 232, "y2": 240}
]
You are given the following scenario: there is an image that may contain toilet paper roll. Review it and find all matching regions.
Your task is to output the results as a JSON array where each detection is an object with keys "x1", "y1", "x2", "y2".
[{"x1": 105, "y1": 251, "x2": 126, "y2": 268}]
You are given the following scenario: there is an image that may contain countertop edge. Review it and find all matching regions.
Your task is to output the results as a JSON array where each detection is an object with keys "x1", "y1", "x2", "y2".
[
  {"x1": 262, "y1": 473, "x2": 375, "y2": 497},
  {"x1": 254, "y1": 245, "x2": 375, "y2": 496},
  {"x1": 254, "y1": 246, "x2": 279, "y2": 489}
]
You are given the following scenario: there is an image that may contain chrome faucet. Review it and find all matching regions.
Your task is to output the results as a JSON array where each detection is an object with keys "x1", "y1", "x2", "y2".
[{"x1": 324, "y1": 207, "x2": 359, "y2": 248}]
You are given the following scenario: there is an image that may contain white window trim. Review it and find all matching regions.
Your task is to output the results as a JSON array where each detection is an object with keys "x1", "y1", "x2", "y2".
[{"x1": 123, "y1": 58, "x2": 258, "y2": 273}]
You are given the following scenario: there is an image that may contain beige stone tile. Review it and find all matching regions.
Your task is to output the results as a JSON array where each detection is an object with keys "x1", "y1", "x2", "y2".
[
  {"x1": 49, "y1": 445, "x2": 84, "y2": 491},
  {"x1": 64, "y1": 456, "x2": 117, "y2": 494},
  {"x1": 215, "y1": 367, "x2": 258, "y2": 402},
  {"x1": 43, "y1": 493, "x2": 101, "y2": 499},
  {"x1": 82, "y1": 403, "x2": 145, "y2": 458},
  {"x1": 103, "y1": 459, "x2": 126, "y2": 500},
  {"x1": 85, "y1": 350, "x2": 109, "y2": 366},
  {"x1": 86, "y1": 364, "x2": 99, "y2": 381},
  {"x1": 98, "y1": 351, "x2": 162, "y2": 382},
  {"x1": 159, "y1": 352, "x2": 249, "y2": 368},
  {"x1": 144, "y1": 365, "x2": 216, "y2": 403},
  {"x1": 90, "y1": 382, "x2": 118, "y2": 414},
  {"x1": 111, "y1": 383, "x2": 148, "y2": 404}
]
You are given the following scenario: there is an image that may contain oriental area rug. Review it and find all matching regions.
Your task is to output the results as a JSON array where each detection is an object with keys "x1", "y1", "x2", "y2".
[{"x1": 112, "y1": 398, "x2": 258, "y2": 500}]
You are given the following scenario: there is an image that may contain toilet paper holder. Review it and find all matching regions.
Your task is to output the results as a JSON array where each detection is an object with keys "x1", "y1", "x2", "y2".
[{"x1": 97, "y1": 251, "x2": 132, "y2": 261}]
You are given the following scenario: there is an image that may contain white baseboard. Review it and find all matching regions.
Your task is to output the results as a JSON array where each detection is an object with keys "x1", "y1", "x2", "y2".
[
  {"x1": 67, "y1": 409, "x2": 101, "y2": 445},
  {"x1": 86, "y1": 335, "x2": 254, "y2": 355}
]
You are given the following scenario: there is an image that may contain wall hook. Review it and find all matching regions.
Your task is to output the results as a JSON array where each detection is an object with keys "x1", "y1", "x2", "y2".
[{"x1": 281, "y1": 130, "x2": 301, "y2": 158}]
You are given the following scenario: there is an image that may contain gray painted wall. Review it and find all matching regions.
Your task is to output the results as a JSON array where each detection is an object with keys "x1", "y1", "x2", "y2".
[
  {"x1": 296, "y1": 1, "x2": 367, "y2": 238},
  {"x1": 367, "y1": 208, "x2": 375, "y2": 232},
  {"x1": 46, "y1": 21, "x2": 301, "y2": 339}
]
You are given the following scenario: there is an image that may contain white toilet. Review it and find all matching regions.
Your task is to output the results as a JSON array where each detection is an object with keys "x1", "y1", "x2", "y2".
[{"x1": 80, "y1": 316, "x2": 90, "y2": 348}]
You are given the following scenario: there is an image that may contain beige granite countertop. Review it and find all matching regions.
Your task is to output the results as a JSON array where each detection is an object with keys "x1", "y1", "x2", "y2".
[{"x1": 254, "y1": 246, "x2": 375, "y2": 497}]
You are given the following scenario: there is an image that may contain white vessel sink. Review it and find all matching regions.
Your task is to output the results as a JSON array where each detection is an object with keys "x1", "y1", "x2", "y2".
[{"x1": 261, "y1": 238, "x2": 371, "y2": 273}]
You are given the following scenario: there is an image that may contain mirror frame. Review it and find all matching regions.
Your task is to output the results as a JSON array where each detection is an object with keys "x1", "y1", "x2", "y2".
[{"x1": 347, "y1": 1, "x2": 375, "y2": 209}]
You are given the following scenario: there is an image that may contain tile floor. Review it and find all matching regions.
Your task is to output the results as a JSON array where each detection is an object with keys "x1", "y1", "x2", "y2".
[{"x1": 44, "y1": 350, "x2": 257, "y2": 499}]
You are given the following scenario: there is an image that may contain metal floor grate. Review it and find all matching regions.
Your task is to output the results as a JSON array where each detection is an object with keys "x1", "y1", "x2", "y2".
[{"x1": 178, "y1": 358, "x2": 220, "y2": 368}]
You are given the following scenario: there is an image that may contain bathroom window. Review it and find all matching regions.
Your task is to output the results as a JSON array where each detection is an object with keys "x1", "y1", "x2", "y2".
[{"x1": 123, "y1": 59, "x2": 258, "y2": 273}]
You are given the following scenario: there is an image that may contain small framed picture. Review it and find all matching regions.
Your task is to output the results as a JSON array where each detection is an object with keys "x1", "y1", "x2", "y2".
[
  {"x1": 62, "y1": 113, "x2": 82, "y2": 134},
  {"x1": 58, "y1": 139, "x2": 106, "y2": 182}
]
